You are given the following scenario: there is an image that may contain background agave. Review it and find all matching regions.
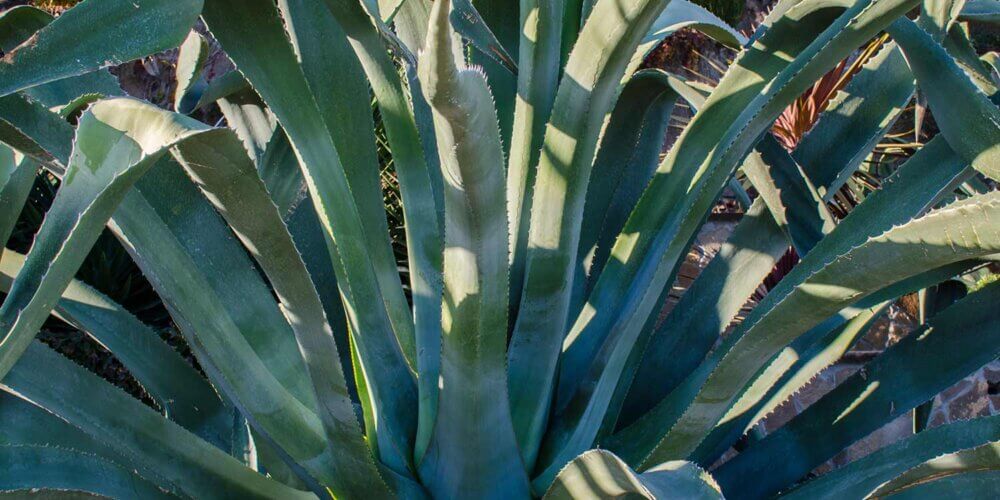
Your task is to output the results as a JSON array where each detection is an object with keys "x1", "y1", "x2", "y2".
[{"x1": 0, "y1": 0, "x2": 998, "y2": 498}]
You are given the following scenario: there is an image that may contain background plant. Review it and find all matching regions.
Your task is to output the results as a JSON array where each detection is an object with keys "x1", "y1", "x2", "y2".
[{"x1": 0, "y1": 0, "x2": 998, "y2": 499}]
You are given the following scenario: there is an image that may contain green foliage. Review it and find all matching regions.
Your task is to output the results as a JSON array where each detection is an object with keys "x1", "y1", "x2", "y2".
[
  {"x1": 691, "y1": 0, "x2": 744, "y2": 26},
  {"x1": 0, "y1": 0, "x2": 998, "y2": 498}
]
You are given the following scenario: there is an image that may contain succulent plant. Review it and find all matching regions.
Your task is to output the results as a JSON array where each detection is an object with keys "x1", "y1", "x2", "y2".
[{"x1": 0, "y1": 0, "x2": 998, "y2": 498}]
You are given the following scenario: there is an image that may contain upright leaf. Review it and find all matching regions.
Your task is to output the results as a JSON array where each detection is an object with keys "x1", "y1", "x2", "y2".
[
  {"x1": 416, "y1": 2, "x2": 531, "y2": 496},
  {"x1": 507, "y1": 0, "x2": 673, "y2": 469}
]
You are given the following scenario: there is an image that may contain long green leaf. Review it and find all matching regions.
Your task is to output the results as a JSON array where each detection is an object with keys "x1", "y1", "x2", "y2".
[
  {"x1": 203, "y1": 0, "x2": 418, "y2": 477},
  {"x1": 570, "y1": 69, "x2": 687, "y2": 319},
  {"x1": 0, "y1": 6, "x2": 121, "y2": 109},
  {"x1": 793, "y1": 43, "x2": 914, "y2": 197},
  {"x1": 0, "y1": 98, "x2": 394, "y2": 496},
  {"x1": 557, "y1": 0, "x2": 914, "y2": 443},
  {"x1": 542, "y1": 450, "x2": 722, "y2": 499},
  {"x1": 876, "y1": 470, "x2": 1000, "y2": 498},
  {"x1": 0, "y1": 0, "x2": 201, "y2": 98},
  {"x1": 619, "y1": 199, "x2": 788, "y2": 428},
  {"x1": 310, "y1": 0, "x2": 446, "y2": 466},
  {"x1": 0, "y1": 445, "x2": 172, "y2": 499},
  {"x1": 869, "y1": 441, "x2": 1000, "y2": 497},
  {"x1": 692, "y1": 305, "x2": 886, "y2": 465},
  {"x1": 0, "y1": 92, "x2": 74, "y2": 168},
  {"x1": 415, "y1": 2, "x2": 531, "y2": 496},
  {"x1": 0, "y1": 250, "x2": 234, "y2": 452},
  {"x1": 0, "y1": 13, "x2": 325, "y2": 474},
  {"x1": 507, "y1": 0, "x2": 673, "y2": 469},
  {"x1": 714, "y1": 280, "x2": 1000, "y2": 498},
  {"x1": 507, "y1": 0, "x2": 563, "y2": 316},
  {"x1": 782, "y1": 415, "x2": 1000, "y2": 498},
  {"x1": 553, "y1": 0, "x2": 921, "y2": 477},
  {"x1": 888, "y1": 17, "x2": 1000, "y2": 180},
  {"x1": 743, "y1": 135, "x2": 835, "y2": 255},
  {"x1": 608, "y1": 190, "x2": 1000, "y2": 468},
  {"x1": 3, "y1": 342, "x2": 312, "y2": 499},
  {"x1": 0, "y1": 391, "x2": 134, "y2": 469}
]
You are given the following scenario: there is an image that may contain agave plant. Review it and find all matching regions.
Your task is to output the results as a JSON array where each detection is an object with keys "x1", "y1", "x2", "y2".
[{"x1": 0, "y1": 0, "x2": 999, "y2": 498}]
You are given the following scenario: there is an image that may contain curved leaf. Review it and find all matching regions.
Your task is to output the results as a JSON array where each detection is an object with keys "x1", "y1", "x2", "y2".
[
  {"x1": 783, "y1": 415, "x2": 1000, "y2": 498},
  {"x1": 570, "y1": 69, "x2": 689, "y2": 320},
  {"x1": 0, "y1": 6, "x2": 121, "y2": 108},
  {"x1": 793, "y1": 43, "x2": 914, "y2": 197},
  {"x1": 888, "y1": 17, "x2": 1000, "y2": 180},
  {"x1": 0, "y1": 250, "x2": 233, "y2": 452},
  {"x1": 543, "y1": 450, "x2": 722, "y2": 499},
  {"x1": 174, "y1": 31, "x2": 210, "y2": 115},
  {"x1": 203, "y1": 0, "x2": 419, "y2": 478},
  {"x1": 3, "y1": 342, "x2": 312, "y2": 499},
  {"x1": 0, "y1": 0, "x2": 202, "y2": 98},
  {"x1": 557, "y1": 0, "x2": 922, "y2": 475},
  {"x1": 870, "y1": 441, "x2": 1000, "y2": 497},
  {"x1": 630, "y1": 0, "x2": 746, "y2": 73},
  {"x1": 619, "y1": 199, "x2": 788, "y2": 428},
  {"x1": 307, "y1": 0, "x2": 445, "y2": 468},
  {"x1": 0, "y1": 445, "x2": 172, "y2": 500},
  {"x1": 714, "y1": 281, "x2": 1000, "y2": 498},
  {"x1": 608, "y1": 190, "x2": 1000, "y2": 468},
  {"x1": 0, "y1": 98, "x2": 393, "y2": 497},
  {"x1": 0, "y1": 92, "x2": 74, "y2": 168}
]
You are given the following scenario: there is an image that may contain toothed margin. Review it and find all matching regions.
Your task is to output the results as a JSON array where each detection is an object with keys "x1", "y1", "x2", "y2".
[
  {"x1": 584, "y1": 0, "x2": 929, "y2": 467},
  {"x1": 640, "y1": 192, "x2": 1000, "y2": 468},
  {"x1": 794, "y1": 37, "x2": 907, "y2": 155},
  {"x1": 0, "y1": 443, "x2": 176, "y2": 496},
  {"x1": 3, "y1": 350, "x2": 182, "y2": 493}
]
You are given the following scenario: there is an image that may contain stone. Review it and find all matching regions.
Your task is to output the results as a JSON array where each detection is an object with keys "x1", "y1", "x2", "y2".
[{"x1": 946, "y1": 377, "x2": 992, "y2": 421}]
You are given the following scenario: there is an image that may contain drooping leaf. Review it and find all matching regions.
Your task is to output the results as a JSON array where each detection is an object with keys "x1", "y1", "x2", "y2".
[
  {"x1": 3, "y1": 342, "x2": 313, "y2": 499},
  {"x1": 0, "y1": 98, "x2": 394, "y2": 497},
  {"x1": 0, "y1": 0, "x2": 202, "y2": 98},
  {"x1": 0, "y1": 250, "x2": 235, "y2": 452}
]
